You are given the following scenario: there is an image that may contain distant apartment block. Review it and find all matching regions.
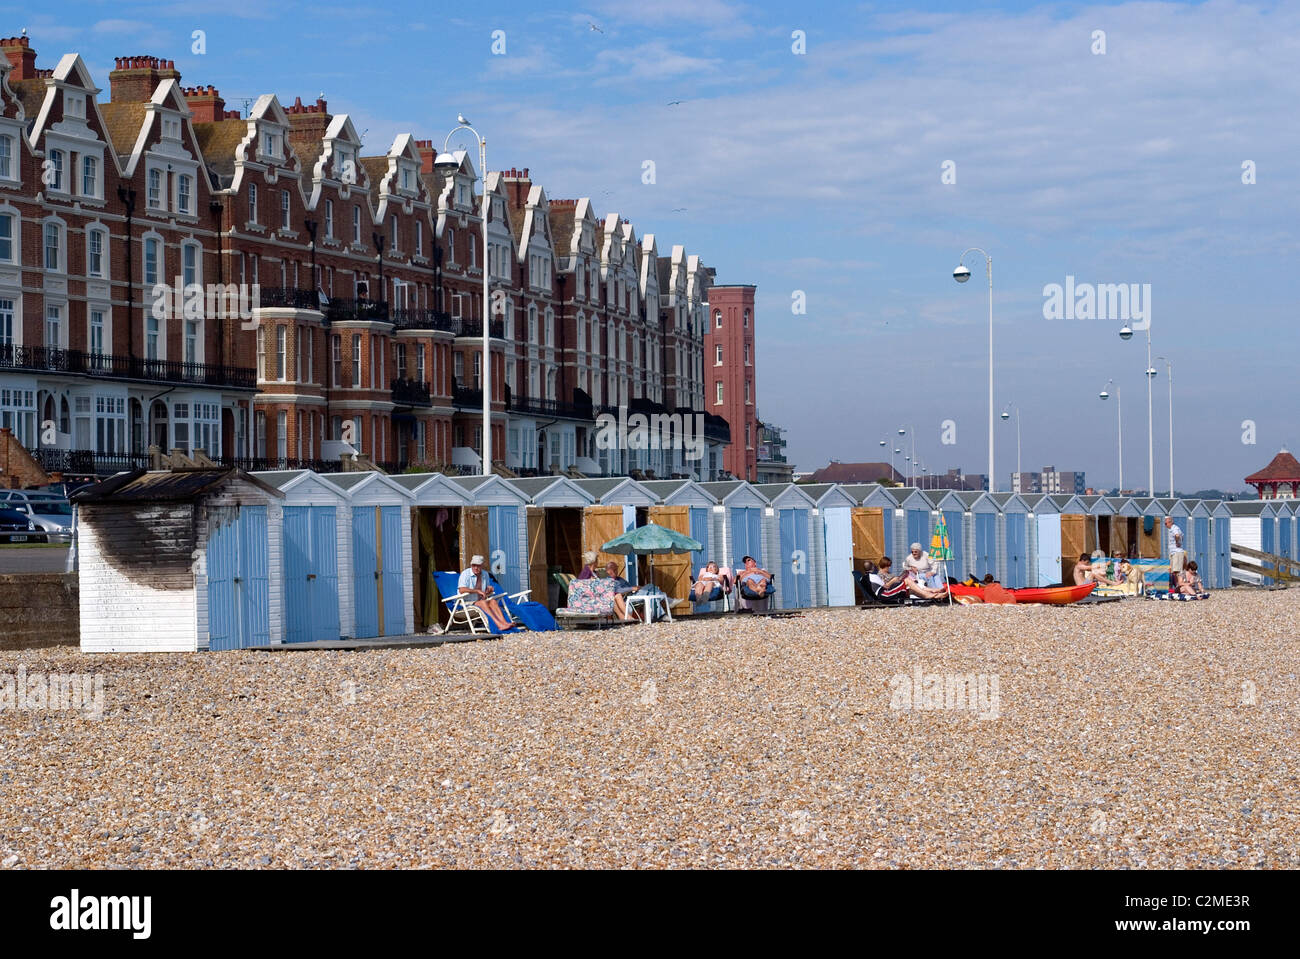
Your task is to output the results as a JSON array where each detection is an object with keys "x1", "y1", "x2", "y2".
[{"x1": 1011, "y1": 466, "x2": 1085, "y2": 495}]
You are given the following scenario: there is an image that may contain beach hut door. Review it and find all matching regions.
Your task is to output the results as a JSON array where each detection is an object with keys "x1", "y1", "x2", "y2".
[
  {"x1": 352, "y1": 505, "x2": 404, "y2": 638},
  {"x1": 526, "y1": 508, "x2": 548, "y2": 603},
  {"x1": 1036, "y1": 516, "x2": 1061, "y2": 587},
  {"x1": 488, "y1": 506, "x2": 523, "y2": 594},
  {"x1": 779, "y1": 508, "x2": 811, "y2": 609},
  {"x1": 1005, "y1": 513, "x2": 1026, "y2": 588},
  {"x1": 823, "y1": 507, "x2": 855, "y2": 607},
  {"x1": 649, "y1": 505, "x2": 692, "y2": 611},
  {"x1": 207, "y1": 505, "x2": 270, "y2": 651},
  {"x1": 284, "y1": 505, "x2": 340, "y2": 643}
]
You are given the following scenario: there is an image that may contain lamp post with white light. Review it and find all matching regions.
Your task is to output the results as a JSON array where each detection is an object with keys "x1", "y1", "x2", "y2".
[
  {"x1": 1099, "y1": 380, "x2": 1123, "y2": 494},
  {"x1": 952, "y1": 249, "x2": 994, "y2": 492},
  {"x1": 1156, "y1": 356, "x2": 1173, "y2": 496},
  {"x1": 1118, "y1": 320, "x2": 1156, "y2": 496},
  {"x1": 1000, "y1": 405, "x2": 1020, "y2": 490},
  {"x1": 434, "y1": 117, "x2": 491, "y2": 475}
]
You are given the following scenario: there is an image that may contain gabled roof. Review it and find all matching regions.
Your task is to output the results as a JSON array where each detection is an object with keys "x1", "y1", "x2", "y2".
[
  {"x1": 698, "y1": 480, "x2": 771, "y2": 506},
  {"x1": 317, "y1": 471, "x2": 412, "y2": 501},
  {"x1": 572, "y1": 476, "x2": 656, "y2": 505},
  {"x1": 503, "y1": 476, "x2": 594, "y2": 506},
  {"x1": 1226, "y1": 500, "x2": 1269, "y2": 516},
  {"x1": 754, "y1": 483, "x2": 816, "y2": 507},
  {"x1": 1246, "y1": 450, "x2": 1300, "y2": 484},
  {"x1": 388, "y1": 471, "x2": 474, "y2": 504},
  {"x1": 639, "y1": 479, "x2": 719, "y2": 506},
  {"x1": 836, "y1": 483, "x2": 882, "y2": 505}
]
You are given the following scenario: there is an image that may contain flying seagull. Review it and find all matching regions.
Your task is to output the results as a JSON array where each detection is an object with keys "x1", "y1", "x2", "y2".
[
  {"x1": 589, "y1": 22, "x2": 603, "y2": 33},
  {"x1": 667, "y1": 99, "x2": 683, "y2": 106}
]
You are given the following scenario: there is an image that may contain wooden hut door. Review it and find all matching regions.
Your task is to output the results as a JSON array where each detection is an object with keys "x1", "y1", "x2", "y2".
[
  {"x1": 1110, "y1": 516, "x2": 1130, "y2": 558},
  {"x1": 648, "y1": 505, "x2": 692, "y2": 614},
  {"x1": 1138, "y1": 517, "x2": 1160, "y2": 558},
  {"x1": 851, "y1": 507, "x2": 885, "y2": 568},
  {"x1": 1060, "y1": 515, "x2": 1088, "y2": 583},
  {"x1": 526, "y1": 507, "x2": 549, "y2": 604},
  {"x1": 460, "y1": 507, "x2": 490, "y2": 570},
  {"x1": 584, "y1": 506, "x2": 628, "y2": 575}
]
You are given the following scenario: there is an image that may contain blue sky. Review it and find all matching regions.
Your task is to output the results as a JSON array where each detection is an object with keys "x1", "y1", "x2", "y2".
[{"x1": 16, "y1": 0, "x2": 1300, "y2": 491}]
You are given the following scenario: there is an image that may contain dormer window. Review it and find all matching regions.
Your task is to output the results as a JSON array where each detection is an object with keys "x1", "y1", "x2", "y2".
[
  {"x1": 261, "y1": 131, "x2": 282, "y2": 160},
  {"x1": 336, "y1": 148, "x2": 353, "y2": 184},
  {"x1": 457, "y1": 182, "x2": 468, "y2": 207},
  {"x1": 401, "y1": 167, "x2": 412, "y2": 192},
  {"x1": 162, "y1": 117, "x2": 181, "y2": 140},
  {"x1": 65, "y1": 94, "x2": 85, "y2": 119}
]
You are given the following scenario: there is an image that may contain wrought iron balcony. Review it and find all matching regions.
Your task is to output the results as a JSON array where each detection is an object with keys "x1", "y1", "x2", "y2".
[
  {"x1": 27, "y1": 448, "x2": 152, "y2": 477},
  {"x1": 389, "y1": 309, "x2": 458, "y2": 333},
  {"x1": 0, "y1": 344, "x2": 256, "y2": 390},
  {"x1": 228, "y1": 456, "x2": 336, "y2": 473},
  {"x1": 456, "y1": 317, "x2": 505, "y2": 339},
  {"x1": 391, "y1": 377, "x2": 432, "y2": 407},
  {"x1": 257, "y1": 286, "x2": 321, "y2": 311},
  {"x1": 323, "y1": 297, "x2": 389, "y2": 324},
  {"x1": 453, "y1": 385, "x2": 483, "y2": 408},
  {"x1": 507, "y1": 394, "x2": 594, "y2": 421}
]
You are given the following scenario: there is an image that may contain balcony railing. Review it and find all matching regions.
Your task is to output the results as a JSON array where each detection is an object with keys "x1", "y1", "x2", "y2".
[
  {"x1": 323, "y1": 297, "x2": 389, "y2": 324},
  {"x1": 453, "y1": 385, "x2": 483, "y2": 408},
  {"x1": 28, "y1": 448, "x2": 152, "y2": 477},
  {"x1": 507, "y1": 395, "x2": 594, "y2": 421},
  {"x1": 390, "y1": 309, "x2": 457, "y2": 334},
  {"x1": 0, "y1": 344, "x2": 256, "y2": 390},
  {"x1": 391, "y1": 377, "x2": 432, "y2": 407},
  {"x1": 456, "y1": 317, "x2": 505, "y2": 339},
  {"x1": 257, "y1": 286, "x2": 320, "y2": 311}
]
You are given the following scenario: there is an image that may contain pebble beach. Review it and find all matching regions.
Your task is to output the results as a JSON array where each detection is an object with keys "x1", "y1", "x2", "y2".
[{"x1": 1, "y1": 589, "x2": 1297, "y2": 869}]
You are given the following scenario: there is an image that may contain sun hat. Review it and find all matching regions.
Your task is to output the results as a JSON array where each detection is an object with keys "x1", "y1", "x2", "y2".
[{"x1": 470, "y1": 554, "x2": 485, "y2": 565}]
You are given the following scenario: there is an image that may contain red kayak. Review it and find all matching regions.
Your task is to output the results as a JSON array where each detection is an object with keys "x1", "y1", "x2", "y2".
[{"x1": 949, "y1": 582, "x2": 1097, "y2": 605}]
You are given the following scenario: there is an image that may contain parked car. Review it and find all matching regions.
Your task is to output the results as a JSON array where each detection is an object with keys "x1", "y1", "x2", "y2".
[
  {"x1": 0, "y1": 492, "x2": 72, "y2": 544},
  {"x1": 0, "y1": 506, "x2": 43, "y2": 544}
]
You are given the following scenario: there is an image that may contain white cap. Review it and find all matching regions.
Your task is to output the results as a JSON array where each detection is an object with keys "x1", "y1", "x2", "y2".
[{"x1": 470, "y1": 555, "x2": 485, "y2": 565}]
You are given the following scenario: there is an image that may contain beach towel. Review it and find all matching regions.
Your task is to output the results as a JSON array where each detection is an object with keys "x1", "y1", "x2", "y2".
[{"x1": 1147, "y1": 590, "x2": 1210, "y2": 601}]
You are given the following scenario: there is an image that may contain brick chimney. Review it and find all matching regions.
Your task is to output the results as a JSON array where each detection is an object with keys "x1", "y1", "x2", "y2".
[
  {"x1": 285, "y1": 95, "x2": 331, "y2": 140},
  {"x1": 182, "y1": 84, "x2": 230, "y2": 123},
  {"x1": 109, "y1": 55, "x2": 181, "y2": 103},
  {"x1": 0, "y1": 36, "x2": 37, "y2": 81},
  {"x1": 415, "y1": 139, "x2": 436, "y2": 175},
  {"x1": 501, "y1": 167, "x2": 531, "y2": 208}
]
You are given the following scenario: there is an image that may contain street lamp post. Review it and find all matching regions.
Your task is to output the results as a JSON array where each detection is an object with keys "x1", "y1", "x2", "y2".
[
  {"x1": 1156, "y1": 356, "x2": 1173, "y2": 495},
  {"x1": 953, "y1": 249, "x2": 994, "y2": 492},
  {"x1": 434, "y1": 117, "x2": 492, "y2": 475},
  {"x1": 1000, "y1": 405, "x2": 1020, "y2": 489},
  {"x1": 1100, "y1": 380, "x2": 1122, "y2": 494},
  {"x1": 1119, "y1": 321, "x2": 1155, "y2": 495}
]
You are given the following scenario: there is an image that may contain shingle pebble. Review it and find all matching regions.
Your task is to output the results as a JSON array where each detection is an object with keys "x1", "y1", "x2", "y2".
[{"x1": 0, "y1": 589, "x2": 1296, "y2": 868}]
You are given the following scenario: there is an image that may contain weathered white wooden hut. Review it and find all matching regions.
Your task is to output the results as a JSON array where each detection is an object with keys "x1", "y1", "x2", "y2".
[{"x1": 75, "y1": 468, "x2": 284, "y2": 652}]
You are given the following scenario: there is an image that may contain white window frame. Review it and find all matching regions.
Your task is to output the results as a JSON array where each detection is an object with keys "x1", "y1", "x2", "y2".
[
  {"x1": 42, "y1": 218, "x2": 64, "y2": 272},
  {"x1": 148, "y1": 167, "x2": 163, "y2": 209},
  {"x1": 81, "y1": 155, "x2": 98, "y2": 198},
  {"x1": 281, "y1": 189, "x2": 291, "y2": 230},
  {"x1": 352, "y1": 205, "x2": 361, "y2": 244},
  {"x1": 48, "y1": 148, "x2": 65, "y2": 192},
  {"x1": 249, "y1": 181, "x2": 258, "y2": 224},
  {"x1": 176, "y1": 173, "x2": 193, "y2": 216},
  {"x1": 86, "y1": 227, "x2": 108, "y2": 278},
  {"x1": 325, "y1": 199, "x2": 334, "y2": 239},
  {"x1": 0, "y1": 134, "x2": 14, "y2": 182},
  {"x1": 0, "y1": 207, "x2": 17, "y2": 264}
]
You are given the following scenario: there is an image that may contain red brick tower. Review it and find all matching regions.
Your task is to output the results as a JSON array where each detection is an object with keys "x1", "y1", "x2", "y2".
[{"x1": 703, "y1": 285, "x2": 757, "y2": 480}]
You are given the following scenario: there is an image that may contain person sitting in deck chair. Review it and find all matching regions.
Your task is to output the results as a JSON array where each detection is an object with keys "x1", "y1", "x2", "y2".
[
  {"x1": 603, "y1": 560, "x2": 640, "y2": 620},
  {"x1": 737, "y1": 556, "x2": 773, "y2": 600},
  {"x1": 879, "y1": 556, "x2": 947, "y2": 601},
  {"x1": 459, "y1": 555, "x2": 516, "y2": 632},
  {"x1": 693, "y1": 561, "x2": 730, "y2": 602},
  {"x1": 903, "y1": 543, "x2": 945, "y2": 589},
  {"x1": 577, "y1": 551, "x2": 599, "y2": 580}
]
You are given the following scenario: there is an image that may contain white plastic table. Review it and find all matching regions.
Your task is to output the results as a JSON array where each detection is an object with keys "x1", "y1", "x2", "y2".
[{"x1": 626, "y1": 593, "x2": 673, "y2": 624}]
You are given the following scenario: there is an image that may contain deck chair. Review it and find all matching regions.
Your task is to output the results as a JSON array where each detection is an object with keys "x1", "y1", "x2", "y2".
[
  {"x1": 690, "y1": 566, "x2": 733, "y2": 612},
  {"x1": 488, "y1": 575, "x2": 557, "y2": 631},
  {"x1": 430, "y1": 571, "x2": 525, "y2": 636},
  {"x1": 736, "y1": 569, "x2": 776, "y2": 612}
]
